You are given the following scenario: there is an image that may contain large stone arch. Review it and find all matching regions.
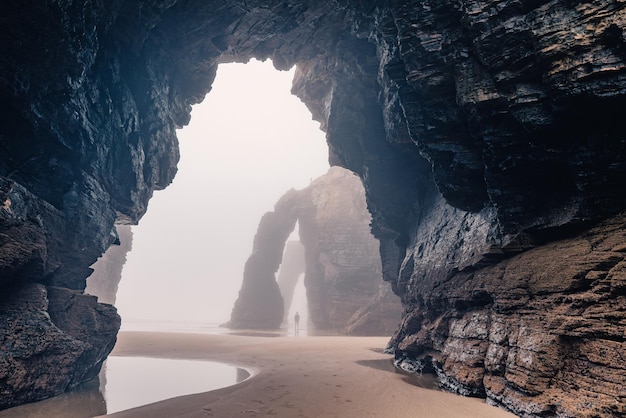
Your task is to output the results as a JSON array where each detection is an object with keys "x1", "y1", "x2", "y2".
[
  {"x1": 0, "y1": 1, "x2": 625, "y2": 415},
  {"x1": 229, "y1": 167, "x2": 400, "y2": 334}
]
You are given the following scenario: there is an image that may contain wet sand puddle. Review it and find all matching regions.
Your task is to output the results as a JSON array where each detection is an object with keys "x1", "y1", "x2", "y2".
[{"x1": 0, "y1": 356, "x2": 250, "y2": 418}]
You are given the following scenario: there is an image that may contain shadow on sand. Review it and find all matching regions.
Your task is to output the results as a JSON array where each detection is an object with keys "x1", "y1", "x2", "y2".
[{"x1": 356, "y1": 358, "x2": 439, "y2": 390}]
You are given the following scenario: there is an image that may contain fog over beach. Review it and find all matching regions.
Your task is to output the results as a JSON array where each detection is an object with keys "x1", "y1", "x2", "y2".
[
  {"x1": 114, "y1": 60, "x2": 328, "y2": 327},
  {"x1": 96, "y1": 62, "x2": 513, "y2": 418},
  {"x1": 97, "y1": 332, "x2": 517, "y2": 418}
]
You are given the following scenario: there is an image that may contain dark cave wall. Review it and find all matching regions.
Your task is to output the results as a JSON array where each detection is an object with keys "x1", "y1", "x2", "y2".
[
  {"x1": 0, "y1": 0, "x2": 624, "y2": 415},
  {"x1": 389, "y1": 214, "x2": 626, "y2": 416}
]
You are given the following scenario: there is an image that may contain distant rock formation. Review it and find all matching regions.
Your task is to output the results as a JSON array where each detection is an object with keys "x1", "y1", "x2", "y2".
[
  {"x1": 230, "y1": 190, "x2": 301, "y2": 329},
  {"x1": 230, "y1": 167, "x2": 400, "y2": 334},
  {"x1": 300, "y1": 168, "x2": 399, "y2": 333},
  {"x1": 86, "y1": 225, "x2": 133, "y2": 305}
]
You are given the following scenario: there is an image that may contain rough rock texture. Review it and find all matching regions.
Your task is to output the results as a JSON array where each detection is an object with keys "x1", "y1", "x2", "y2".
[
  {"x1": 345, "y1": 284, "x2": 401, "y2": 336},
  {"x1": 0, "y1": 283, "x2": 119, "y2": 410},
  {"x1": 86, "y1": 225, "x2": 134, "y2": 305},
  {"x1": 231, "y1": 167, "x2": 399, "y2": 334},
  {"x1": 300, "y1": 168, "x2": 398, "y2": 332},
  {"x1": 0, "y1": 177, "x2": 121, "y2": 409},
  {"x1": 1, "y1": 0, "x2": 626, "y2": 414},
  {"x1": 390, "y1": 214, "x2": 626, "y2": 417}
]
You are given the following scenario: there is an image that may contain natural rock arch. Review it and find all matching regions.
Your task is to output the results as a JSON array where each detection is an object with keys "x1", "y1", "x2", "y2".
[
  {"x1": 229, "y1": 167, "x2": 399, "y2": 334},
  {"x1": 0, "y1": 1, "x2": 625, "y2": 415},
  {"x1": 229, "y1": 189, "x2": 301, "y2": 329}
]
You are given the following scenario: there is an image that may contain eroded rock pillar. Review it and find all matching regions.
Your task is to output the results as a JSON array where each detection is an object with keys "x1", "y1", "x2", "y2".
[
  {"x1": 277, "y1": 240, "x2": 306, "y2": 325},
  {"x1": 229, "y1": 191, "x2": 300, "y2": 329}
]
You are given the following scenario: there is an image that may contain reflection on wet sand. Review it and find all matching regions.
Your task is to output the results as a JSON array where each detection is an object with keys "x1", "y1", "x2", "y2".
[
  {"x1": 103, "y1": 357, "x2": 249, "y2": 414},
  {"x1": 0, "y1": 378, "x2": 106, "y2": 418},
  {"x1": 0, "y1": 357, "x2": 249, "y2": 418},
  {"x1": 356, "y1": 358, "x2": 439, "y2": 389}
]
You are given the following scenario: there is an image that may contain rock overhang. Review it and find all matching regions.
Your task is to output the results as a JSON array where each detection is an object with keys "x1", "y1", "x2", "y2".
[{"x1": 0, "y1": 1, "x2": 625, "y2": 415}]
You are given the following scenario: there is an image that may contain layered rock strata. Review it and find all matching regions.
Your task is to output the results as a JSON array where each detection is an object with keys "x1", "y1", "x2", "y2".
[
  {"x1": 301, "y1": 168, "x2": 398, "y2": 332},
  {"x1": 0, "y1": 0, "x2": 625, "y2": 415},
  {"x1": 0, "y1": 283, "x2": 119, "y2": 410},
  {"x1": 230, "y1": 167, "x2": 399, "y2": 334},
  {"x1": 390, "y1": 214, "x2": 626, "y2": 417}
]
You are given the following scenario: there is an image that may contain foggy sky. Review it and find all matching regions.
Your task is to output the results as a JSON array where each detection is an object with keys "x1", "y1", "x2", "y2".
[{"x1": 114, "y1": 59, "x2": 329, "y2": 326}]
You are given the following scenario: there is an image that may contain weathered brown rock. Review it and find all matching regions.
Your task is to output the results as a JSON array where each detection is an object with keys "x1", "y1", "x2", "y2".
[{"x1": 389, "y1": 214, "x2": 626, "y2": 417}]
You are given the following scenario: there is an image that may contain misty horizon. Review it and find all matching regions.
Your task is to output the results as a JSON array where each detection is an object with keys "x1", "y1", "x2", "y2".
[{"x1": 111, "y1": 59, "x2": 328, "y2": 326}]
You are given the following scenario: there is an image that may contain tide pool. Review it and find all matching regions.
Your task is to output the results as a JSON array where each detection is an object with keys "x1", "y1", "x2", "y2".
[{"x1": 0, "y1": 356, "x2": 249, "y2": 417}]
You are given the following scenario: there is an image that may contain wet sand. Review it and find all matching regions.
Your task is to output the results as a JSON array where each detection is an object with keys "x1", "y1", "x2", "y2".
[{"x1": 98, "y1": 331, "x2": 516, "y2": 418}]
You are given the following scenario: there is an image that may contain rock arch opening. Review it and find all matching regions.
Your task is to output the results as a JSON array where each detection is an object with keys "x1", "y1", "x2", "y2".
[
  {"x1": 90, "y1": 59, "x2": 329, "y2": 327},
  {"x1": 285, "y1": 272, "x2": 308, "y2": 334},
  {"x1": 1, "y1": 2, "x2": 625, "y2": 415}
]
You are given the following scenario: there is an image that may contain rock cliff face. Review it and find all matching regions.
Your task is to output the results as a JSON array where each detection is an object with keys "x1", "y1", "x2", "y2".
[
  {"x1": 0, "y1": 0, "x2": 625, "y2": 414},
  {"x1": 0, "y1": 283, "x2": 119, "y2": 410},
  {"x1": 230, "y1": 167, "x2": 399, "y2": 334},
  {"x1": 301, "y1": 168, "x2": 399, "y2": 332},
  {"x1": 390, "y1": 214, "x2": 626, "y2": 416}
]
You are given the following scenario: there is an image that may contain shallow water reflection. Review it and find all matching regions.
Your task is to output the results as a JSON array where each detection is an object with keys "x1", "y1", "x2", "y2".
[
  {"x1": 104, "y1": 356, "x2": 249, "y2": 414},
  {"x1": 0, "y1": 378, "x2": 107, "y2": 418},
  {"x1": 0, "y1": 356, "x2": 249, "y2": 418}
]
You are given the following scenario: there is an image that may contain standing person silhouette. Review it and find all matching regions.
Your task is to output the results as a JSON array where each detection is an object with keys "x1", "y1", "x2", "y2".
[{"x1": 294, "y1": 312, "x2": 300, "y2": 335}]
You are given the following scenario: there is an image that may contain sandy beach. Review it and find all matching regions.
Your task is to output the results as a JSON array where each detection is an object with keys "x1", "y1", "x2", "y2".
[{"x1": 98, "y1": 331, "x2": 516, "y2": 418}]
